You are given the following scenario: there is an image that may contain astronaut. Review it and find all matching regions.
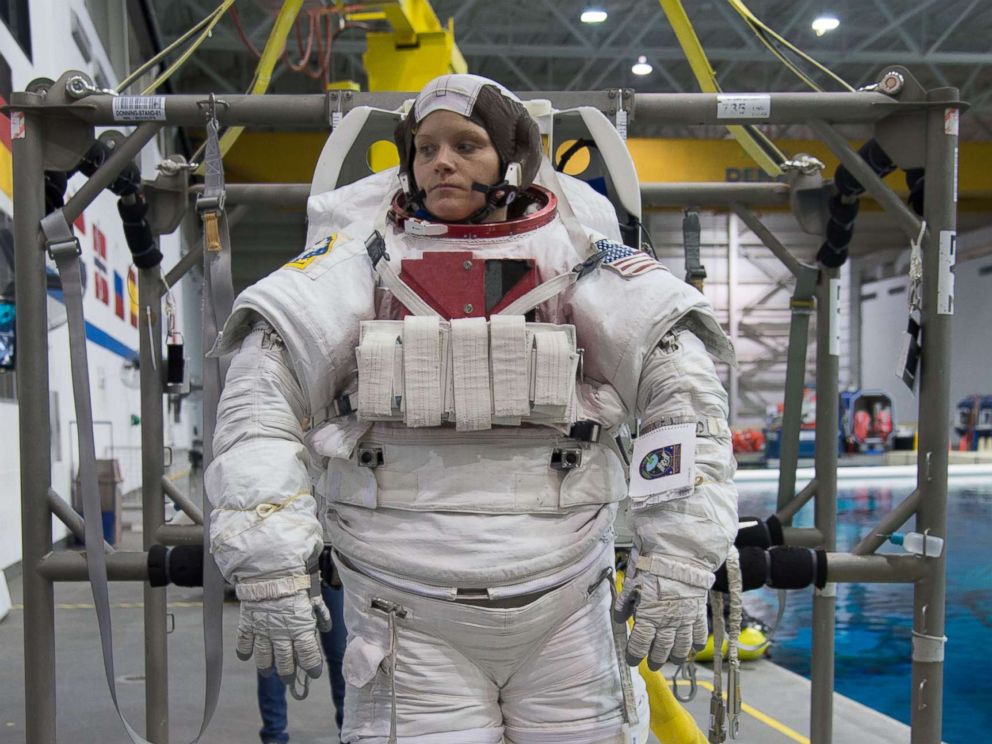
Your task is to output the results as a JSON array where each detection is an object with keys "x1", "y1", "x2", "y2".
[{"x1": 206, "y1": 74, "x2": 737, "y2": 744}]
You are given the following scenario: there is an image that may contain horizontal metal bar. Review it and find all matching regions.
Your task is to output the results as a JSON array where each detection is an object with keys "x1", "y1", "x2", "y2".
[
  {"x1": 643, "y1": 182, "x2": 790, "y2": 208},
  {"x1": 154, "y1": 524, "x2": 204, "y2": 546},
  {"x1": 782, "y1": 526, "x2": 824, "y2": 548},
  {"x1": 160, "y1": 477, "x2": 203, "y2": 525},
  {"x1": 37, "y1": 551, "x2": 148, "y2": 582},
  {"x1": 776, "y1": 479, "x2": 818, "y2": 523},
  {"x1": 825, "y1": 552, "x2": 929, "y2": 584},
  {"x1": 853, "y1": 488, "x2": 921, "y2": 556},
  {"x1": 28, "y1": 90, "x2": 909, "y2": 128}
]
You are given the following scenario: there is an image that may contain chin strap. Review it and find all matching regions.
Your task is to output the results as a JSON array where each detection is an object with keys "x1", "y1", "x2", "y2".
[{"x1": 400, "y1": 163, "x2": 523, "y2": 225}]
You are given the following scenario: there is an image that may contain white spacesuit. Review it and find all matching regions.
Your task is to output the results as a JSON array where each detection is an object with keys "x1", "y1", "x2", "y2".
[{"x1": 207, "y1": 75, "x2": 737, "y2": 744}]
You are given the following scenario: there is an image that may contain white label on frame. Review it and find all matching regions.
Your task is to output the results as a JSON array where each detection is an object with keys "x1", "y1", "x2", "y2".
[
  {"x1": 938, "y1": 231, "x2": 956, "y2": 315},
  {"x1": 829, "y1": 278, "x2": 841, "y2": 356},
  {"x1": 944, "y1": 108, "x2": 959, "y2": 136},
  {"x1": 112, "y1": 96, "x2": 167, "y2": 121},
  {"x1": 717, "y1": 94, "x2": 771, "y2": 119},
  {"x1": 10, "y1": 111, "x2": 24, "y2": 139}
]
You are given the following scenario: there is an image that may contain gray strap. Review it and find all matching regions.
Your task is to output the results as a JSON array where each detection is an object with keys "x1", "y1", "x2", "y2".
[
  {"x1": 494, "y1": 271, "x2": 578, "y2": 317},
  {"x1": 683, "y1": 208, "x2": 706, "y2": 290},
  {"x1": 197, "y1": 108, "x2": 232, "y2": 722},
  {"x1": 42, "y1": 208, "x2": 152, "y2": 742}
]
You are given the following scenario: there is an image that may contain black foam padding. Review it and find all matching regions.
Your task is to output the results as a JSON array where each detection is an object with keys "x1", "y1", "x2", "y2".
[
  {"x1": 735, "y1": 516, "x2": 772, "y2": 548},
  {"x1": 117, "y1": 196, "x2": 163, "y2": 269},
  {"x1": 712, "y1": 547, "x2": 768, "y2": 593},
  {"x1": 817, "y1": 241, "x2": 848, "y2": 268},
  {"x1": 166, "y1": 343, "x2": 184, "y2": 385},
  {"x1": 75, "y1": 140, "x2": 141, "y2": 197},
  {"x1": 147, "y1": 544, "x2": 170, "y2": 587},
  {"x1": 765, "y1": 514, "x2": 785, "y2": 546},
  {"x1": 906, "y1": 168, "x2": 925, "y2": 216},
  {"x1": 828, "y1": 193, "x2": 860, "y2": 226},
  {"x1": 814, "y1": 549, "x2": 829, "y2": 589},
  {"x1": 44, "y1": 171, "x2": 67, "y2": 212},
  {"x1": 167, "y1": 545, "x2": 204, "y2": 587},
  {"x1": 767, "y1": 546, "x2": 816, "y2": 589},
  {"x1": 860, "y1": 139, "x2": 896, "y2": 178}
]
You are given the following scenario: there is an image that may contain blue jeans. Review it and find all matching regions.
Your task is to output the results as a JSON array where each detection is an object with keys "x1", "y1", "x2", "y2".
[{"x1": 257, "y1": 583, "x2": 347, "y2": 743}]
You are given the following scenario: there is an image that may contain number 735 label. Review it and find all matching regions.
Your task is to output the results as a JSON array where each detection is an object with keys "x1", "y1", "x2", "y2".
[{"x1": 717, "y1": 94, "x2": 771, "y2": 119}]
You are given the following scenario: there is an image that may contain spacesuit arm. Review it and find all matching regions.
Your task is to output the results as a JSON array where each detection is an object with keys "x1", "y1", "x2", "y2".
[
  {"x1": 614, "y1": 325, "x2": 737, "y2": 669},
  {"x1": 630, "y1": 327, "x2": 738, "y2": 574},
  {"x1": 206, "y1": 321, "x2": 324, "y2": 584}
]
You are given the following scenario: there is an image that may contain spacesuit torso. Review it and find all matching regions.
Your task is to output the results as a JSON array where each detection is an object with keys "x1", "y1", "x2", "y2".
[{"x1": 208, "y1": 176, "x2": 734, "y2": 597}]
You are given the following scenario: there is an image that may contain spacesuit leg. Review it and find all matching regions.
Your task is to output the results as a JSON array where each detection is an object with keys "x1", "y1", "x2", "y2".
[
  {"x1": 337, "y1": 561, "x2": 504, "y2": 744},
  {"x1": 500, "y1": 577, "x2": 625, "y2": 744}
]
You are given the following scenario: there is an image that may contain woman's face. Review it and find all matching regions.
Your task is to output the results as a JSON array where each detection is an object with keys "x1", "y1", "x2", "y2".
[{"x1": 412, "y1": 110, "x2": 502, "y2": 222}]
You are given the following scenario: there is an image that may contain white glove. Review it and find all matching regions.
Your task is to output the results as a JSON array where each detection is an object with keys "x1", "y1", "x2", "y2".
[
  {"x1": 614, "y1": 571, "x2": 708, "y2": 670},
  {"x1": 235, "y1": 579, "x2": 333, "y2": 683}
]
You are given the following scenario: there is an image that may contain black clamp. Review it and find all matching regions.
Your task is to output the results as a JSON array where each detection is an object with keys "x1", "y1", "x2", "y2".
[
  {"x1": 573, "y1": 252, "x2": 604, "y2": 279},
  {"x1": 365, "y1": 230, "x2": 389, "y2": 268},
  {"x1": 568, "y1": 420, "x2": 602, "y2": 443}
]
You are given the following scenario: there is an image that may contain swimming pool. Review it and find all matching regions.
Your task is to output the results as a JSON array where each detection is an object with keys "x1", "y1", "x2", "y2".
[{"x1": 737, "y1": 476, "x2": 992, "y2": 743}]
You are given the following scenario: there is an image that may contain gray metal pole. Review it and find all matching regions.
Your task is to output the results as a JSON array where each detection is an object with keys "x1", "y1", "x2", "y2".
[
  {"x1": 47, "y1": 488, "x2": 114, "y2": 552},
  {"x1": 825, "y1": 553, "x2": 928, "y2": 584},
  {"x1": 910, "y1": 88, "x2": 959, "y2": 744},
  {"x1": 810, "y1": 266, "x2": 839, "y2": 744},
  {"x1": 37, "y1": 552, "x2": 150, "y2": 581},
  {"x1": 776, "y1": 479, "x2": 818, "y2": 524},
  {"x1": 853, "y1": 488, "x2": 921, "y2": 556},
  {"x1": 161, "y1": 476, "x2": 204, "y2": 524},
  {"x1": 51, "y1": 90, "x2": 904, "y2": 128},
  {"x1": 13, "y1": 97, "x2": 58, "y2": 744},
  {"x1": 139, "y1": 260, "x2": 169, "y2": 742}
]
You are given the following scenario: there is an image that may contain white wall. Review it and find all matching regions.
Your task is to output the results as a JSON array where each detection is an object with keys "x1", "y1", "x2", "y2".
[
  {"x1": 0, "y1": 0, "x2": 194, "y2": 570},
  {"x1": 859, "y1": 254, "x2": 992, "y2": 435}
]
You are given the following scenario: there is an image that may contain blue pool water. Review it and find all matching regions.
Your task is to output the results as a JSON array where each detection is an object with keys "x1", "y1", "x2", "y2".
[{"x1": 737, "y1": 477, "x2": 992, "y2": 743}]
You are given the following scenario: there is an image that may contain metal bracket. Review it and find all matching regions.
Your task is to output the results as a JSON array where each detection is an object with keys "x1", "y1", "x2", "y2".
[
  {"x1": 24, "y1": 71, "x2": 98, "y2": 171},
  {"x1": 144, "y1": 157, "x2": 191, "y2": 236},
  {"x1": 873, "y1": 65, "x2": 929, "y2": 170}
]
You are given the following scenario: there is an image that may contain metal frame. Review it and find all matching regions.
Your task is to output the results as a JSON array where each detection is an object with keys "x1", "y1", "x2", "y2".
[{"x1": 13, "y1": 72, "x2": 959, "y2": 743}]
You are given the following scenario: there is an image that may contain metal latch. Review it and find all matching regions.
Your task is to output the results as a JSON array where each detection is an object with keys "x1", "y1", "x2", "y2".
[
  {"x1": 357, "y1": 446, "x2": 384, "y2": 469},
  {"x1": 550, "y1": 447, "x2": 582, "y2": 470}
]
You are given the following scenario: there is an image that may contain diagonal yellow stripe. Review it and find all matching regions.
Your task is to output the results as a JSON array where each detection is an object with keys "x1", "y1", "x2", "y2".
[{"x1": 692, "y1": 679, "x2": 811, "y2": 744}]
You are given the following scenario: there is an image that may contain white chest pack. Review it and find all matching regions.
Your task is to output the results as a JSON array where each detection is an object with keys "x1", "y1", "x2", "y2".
[{"x1": 356, "y1": 315, "x2": 579, "y2": 431}]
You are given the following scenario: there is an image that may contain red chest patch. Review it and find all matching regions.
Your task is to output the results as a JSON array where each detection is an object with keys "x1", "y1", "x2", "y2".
[{"x1": 398, "y1": 252, "x2": 539, "y2": 319}]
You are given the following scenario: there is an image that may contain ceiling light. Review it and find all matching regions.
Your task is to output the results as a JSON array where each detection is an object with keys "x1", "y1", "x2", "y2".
[
  {"x1": 580, "y1": 9, "x2": 608, "y2": 24},
  {"x1": 631, "y1": 55, "x2": 652, "y2": 76},
  {"x1": 811, "y1": 15, "x2": 840, "y2": 36}
]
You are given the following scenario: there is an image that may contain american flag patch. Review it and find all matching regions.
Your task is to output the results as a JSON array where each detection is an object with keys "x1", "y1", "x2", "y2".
[{"x1": 594, "y1": 239, "x2": 661, "y2": 277}]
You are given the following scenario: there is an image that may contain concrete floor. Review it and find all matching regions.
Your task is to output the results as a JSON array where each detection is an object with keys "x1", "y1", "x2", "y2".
[{"x1": 0, "y1": 501, "x2": 913, "y2": 744}]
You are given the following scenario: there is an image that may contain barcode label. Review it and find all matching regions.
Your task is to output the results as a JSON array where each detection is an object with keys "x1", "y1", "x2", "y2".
[
  {"x1": 112, "y1": 96, "x2": 166, "y2": 121},
  {"x1": 717, "y1": 94, "x2": 770, "y2": 119}
]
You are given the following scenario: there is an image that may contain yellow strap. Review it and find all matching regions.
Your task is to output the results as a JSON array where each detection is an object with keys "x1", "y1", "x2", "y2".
[
  {"x1": 658, "y1": 0, "x2": 786, "y2": 177},
  {"x1": 216, "y1": 0, "x2": 306, "y2": 159},
  {"x1": 140, "y1": 0, "x2": 237, "y2": 95},
  {"x1": 726, "y1": 0, "x2": 855, "y2": 93}
]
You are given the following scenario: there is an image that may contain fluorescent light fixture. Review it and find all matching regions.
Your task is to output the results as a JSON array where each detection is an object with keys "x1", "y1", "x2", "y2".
[
  {"x1": 580, "y1": 8, "x2": 608, "y2": 23},
  {"x1": 631, "y1": 55, "x2": 652, "y2": 76},
  {"x1": 811, "y1": 15, "x2": 840, "y2": 36}
]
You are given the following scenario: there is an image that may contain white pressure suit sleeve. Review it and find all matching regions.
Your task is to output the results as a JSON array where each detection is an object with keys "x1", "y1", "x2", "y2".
[
  {"x1": 206, "y1": 323, "x2": 323, "y2": 583},
  {"x1": 614, "y1": 326, "x2": 737, "y2": 669},
  {"x1": 631, "y1": 328, "x2": 738, "y2": 572}
]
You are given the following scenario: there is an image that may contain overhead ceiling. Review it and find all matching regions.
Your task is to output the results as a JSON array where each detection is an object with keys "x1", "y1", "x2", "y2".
[{"x1": 150, "y1": 0, "x2": 992, "y2": 139}]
